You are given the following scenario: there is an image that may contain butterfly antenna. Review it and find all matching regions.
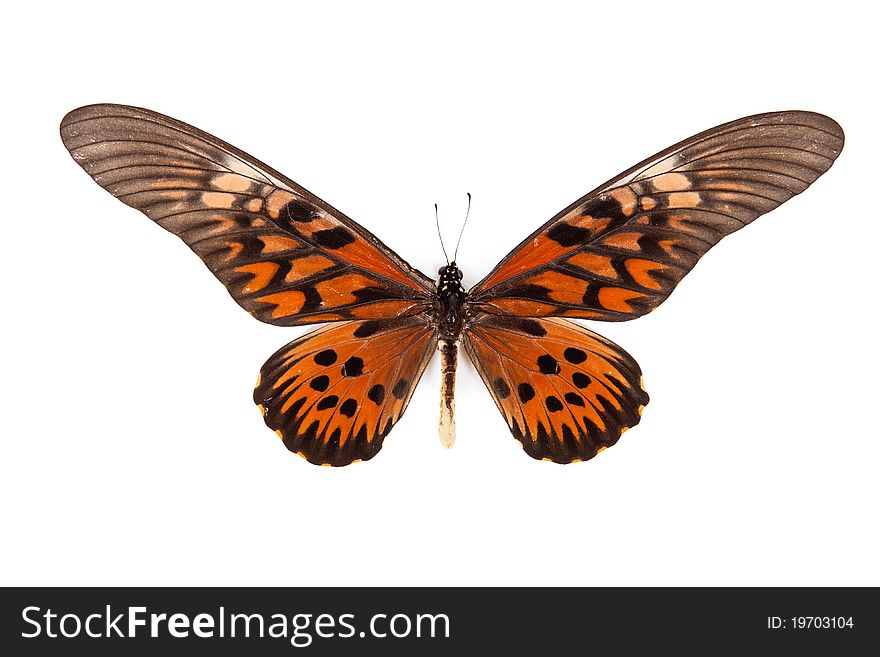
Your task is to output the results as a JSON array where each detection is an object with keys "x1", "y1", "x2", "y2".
[
  {"x1": 435, "y1": 203, "x2": 450, "y2": 265},
  {"x1": 452, "y1": 193, "x2": 471, "y2": 263}
]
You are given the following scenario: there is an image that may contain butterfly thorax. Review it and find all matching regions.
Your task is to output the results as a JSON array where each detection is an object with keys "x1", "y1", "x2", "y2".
[{"x1": 435, "y1": 263, "x2": 468, "y2": 341}]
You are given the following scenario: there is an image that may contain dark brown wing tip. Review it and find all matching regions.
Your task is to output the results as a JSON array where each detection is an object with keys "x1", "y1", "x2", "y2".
[
  {"x1": 62, "y1": 103, "x2": 150, "y2": 123},
  {"x1": 61, "y1": 104, "x2": 132, "y2": 155},
  {"x1": 746, "y1": 110, "x2": 844, "y2": 163},
  {"x1": 776, "y1": 110, "x2": 844, "y2": 137},
  {"x1": 774, "y1": 109, "x2": 844, "y2": 150},
  {"x1": 61, "y1": 103, "x2": 130, "y2": 137}
]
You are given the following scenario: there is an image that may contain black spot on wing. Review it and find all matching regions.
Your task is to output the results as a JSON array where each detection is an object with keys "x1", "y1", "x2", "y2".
[
  {"x1": 636, "y1": 233, "x2": 667, "y2": 260},
  {"x1": 282, "y1": 199, "x2": 318, "y2": 223},
  {"x1": 482, "y1": 316, "x2": 547, "y2": 336},
  {"x1": 582, "y1": 195, "x2": 627, "y2": 223},
  {"x1": 500, "y1": 283, "x2": 551, "y2": 301},
  {"x1": 313, "y1": 227, "x2": 357, "y2": 249},
  {"x1": 392, "y1": 378, "x2": 409, "y2": 399},
  {"x1": 493, "y1": 378, "x2": 511, "y2": 399},
  {"x1": 564, "y1": 347, "x2": 587, "y2": 364},
  {"x1": 351, "y1": 287, "x2": 398, "y2": 303},
  {"x1": 518, "y1": 383, "x2": 535, "y2": 403},
  {"x1": 546, "y1": 395, "x2": 563, "y2": 412},
  {"x1": 353, "y1": 320, "x2": 384, "y2": 338},
  {"x1": 537, "y1": 354, "x2": 560, "y2": 375},
  {"x1": 342, "y1": 356, "x2": 364, "y2": 377},
  {"x1": 339, "y1": 398, "x2": 357, "y2": 417},
  {"x1": 547, "y1": 222, "x2": 590, "y2": 247},
  {"x1": 564, "y1": 392, "x2": 585, "y2": 407},
  {"x1": 310, "y1": 375, "x2": 330, "y2": 392},
  {"x1": 572, "y1": 372, "x2": 591, "y2": 388},
  {"x1": 314, "y1": 350, "x2": 337, "y2": 366},
  {"x1": 368, "y1": 384, "x2": 385, "y2": 405},
  {"x1": 518, "y1": 319, "x2": 547, "y2": 336},
  {"x1": 317, "y1": 395, "x2": 339, "y2": 410}
]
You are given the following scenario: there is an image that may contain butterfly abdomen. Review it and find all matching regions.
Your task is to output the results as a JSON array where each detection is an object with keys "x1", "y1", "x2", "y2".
[{"x1": 438, "y1": 338, "x2": 458, "y2": 449}]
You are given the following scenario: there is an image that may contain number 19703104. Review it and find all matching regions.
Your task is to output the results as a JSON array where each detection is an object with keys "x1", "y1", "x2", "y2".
[{"x1": 767, "y1": 617, "x2": 854, "y2": 630}]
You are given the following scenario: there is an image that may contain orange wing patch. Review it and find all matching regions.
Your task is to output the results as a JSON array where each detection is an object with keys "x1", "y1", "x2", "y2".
[
  {"x1": 258, "y1": 291, "x2": 307, "y2": 319},
  {"x1": 479, "y1": 298, "x2": 559, "y2": 317},
  {"x1": 597, "y1": 287, "x2": 644, "y2": 313},
  {"x1": 235, "y1": 262, "x2": 280, "y2": 294},
  {"x1": 254, "y1": 317, "x2": 437, "y2": 465},
  {"x1": 566, "y1": 252, "x2": 618, "y2": 280},
  {"x1": 624, "y1": 259, "x2": 667, "y2": 291},
  {"x1": 285, "y1": 255, "x2": 335, "y2": 282},
  {"x1": 520, "y1": 271, "x2": 589, "y2": 305},
  {"x1": 600, "y1": 232, "x2": 643, "y2": 252},
  {"x1": 258, "y1": 235, "x2": 302, "y2": 254},
  {"x1": 463, "y1": 315, "x2": 648, "y2": 464},
  {"x1": 314, "y1": 274, "x2": 390, "y2": 308}
]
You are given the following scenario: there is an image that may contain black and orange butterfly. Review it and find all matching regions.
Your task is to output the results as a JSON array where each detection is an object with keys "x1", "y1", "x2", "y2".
[{"x1": 61, "y1": 105, "x2": 843, "y2": 466}]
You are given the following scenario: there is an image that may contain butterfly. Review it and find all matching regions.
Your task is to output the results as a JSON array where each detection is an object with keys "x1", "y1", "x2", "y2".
[{"x1": 61, "y1": 105, "x2": 843, "y2": 466}]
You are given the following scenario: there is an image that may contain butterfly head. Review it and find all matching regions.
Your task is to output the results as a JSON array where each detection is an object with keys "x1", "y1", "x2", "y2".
[{"x1": 437, "y1": 263, "x2": 464, "y2": 294}]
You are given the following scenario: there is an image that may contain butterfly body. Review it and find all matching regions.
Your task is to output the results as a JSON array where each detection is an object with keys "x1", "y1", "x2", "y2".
[
  {"x1": 432, "y1": 263, "x2": 468, "y2": 447},
  {"x1": 61, "y1": 105, "x2": 843, "y2": 466}
]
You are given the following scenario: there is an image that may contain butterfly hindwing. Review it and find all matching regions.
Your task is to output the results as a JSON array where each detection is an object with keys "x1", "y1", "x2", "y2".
[
  {"x1": 60, "y1": 104, "x2": 434, "y2": 326},
  {"x1": 463, "y1": 315, "x2": 648, "y2": 463},
  {"x1": 254, "y1": 317, "x2": 437, "y2": 465},
  {"x1": 471, "y1": 111, "x2": 844, "y2": 320}
]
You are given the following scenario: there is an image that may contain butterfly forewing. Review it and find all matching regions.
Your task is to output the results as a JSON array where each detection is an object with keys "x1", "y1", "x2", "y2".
[
  {"x1": 471, "y1": 111, "x2": 844, "y2": 320},
  {"x1": 463, "y1": 316, "x2": 648, "y2": 463},
  {"x1": 255, "y1": 317, "x2": 437, "y2": 465},
  {"x1": 60, "y1": 104, "x2": 434, "y2": 326}
]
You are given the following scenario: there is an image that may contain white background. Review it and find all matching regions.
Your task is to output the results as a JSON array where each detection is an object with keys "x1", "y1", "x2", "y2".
[{"x1": 2, "y1": 1, "x2": 877, "y2": 586}]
